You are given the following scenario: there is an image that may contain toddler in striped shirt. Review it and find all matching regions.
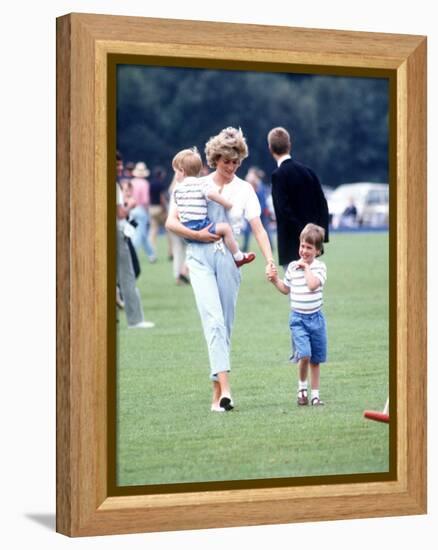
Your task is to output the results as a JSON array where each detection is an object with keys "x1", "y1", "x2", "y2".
[
  {"x1": 268, "y1": 223, "x2": 327, "y2": 406},
  {"x1": 171, "y1": 147, "x2": 255, "y2": 267}
]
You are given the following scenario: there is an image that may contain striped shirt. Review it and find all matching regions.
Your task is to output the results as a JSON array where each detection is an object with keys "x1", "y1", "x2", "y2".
[
  {"x1": 173, "y1": 176, "x2": 212, "y2": 223},
  {"x1": 284, "y1": 259, "x2": 327, "y2": 314}
]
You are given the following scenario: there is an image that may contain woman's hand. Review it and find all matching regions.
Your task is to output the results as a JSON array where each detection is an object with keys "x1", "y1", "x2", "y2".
[
  {"x1": 265, "y1": 260, "x2": 277, "y2": 281},
  {"x1": 166, "y1": 203, "x2": 219, "y2": 242},
  {"x1": 196, "y1": 225, "x2": 221, "y2": 243}
]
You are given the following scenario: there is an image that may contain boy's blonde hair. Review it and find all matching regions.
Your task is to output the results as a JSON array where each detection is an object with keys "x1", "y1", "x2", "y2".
[
  {"x1": 300, "y1": 223, "x2": 325, "y2": 254},
  {"x1": 172, "y1": 147, "x2": 202, "y2": 177},
  {"x1": 205, "y1": 127, "x2": 249, "y2": 168}
]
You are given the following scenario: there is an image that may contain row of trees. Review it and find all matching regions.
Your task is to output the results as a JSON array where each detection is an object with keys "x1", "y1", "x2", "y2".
[{"x1": 117, "y1": 64, "x2": 389, "y2": 187}]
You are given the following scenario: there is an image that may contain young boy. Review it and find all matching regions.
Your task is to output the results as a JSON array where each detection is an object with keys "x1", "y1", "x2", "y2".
[
  {"x1": 172, "y1": 147, "x2": 255, "y2": 267},
  {"x1": 268, "y1": 223, "x2": 327, "y2": 406}
]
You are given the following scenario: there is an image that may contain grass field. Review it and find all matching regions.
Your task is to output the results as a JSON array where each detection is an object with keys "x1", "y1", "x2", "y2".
[{"x1": 117, "y1": 231, "x2": 389, "y2": 486}]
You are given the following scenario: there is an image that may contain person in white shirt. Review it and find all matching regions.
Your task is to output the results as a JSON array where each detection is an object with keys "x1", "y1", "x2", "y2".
[
  {"x1": 166, "y1": 128, "x2": 275, "y2": 412},
  {"x1": 116, "y1": 152, "x2": 154, "y2": 329},
  {"x1": 268, "y1": 223, "x2": 327, "y2": 406}
]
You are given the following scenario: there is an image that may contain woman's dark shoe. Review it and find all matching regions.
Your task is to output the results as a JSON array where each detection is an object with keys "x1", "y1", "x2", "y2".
[{"x1": 219, "y1": 396, "x2": 234, "y2": 411}]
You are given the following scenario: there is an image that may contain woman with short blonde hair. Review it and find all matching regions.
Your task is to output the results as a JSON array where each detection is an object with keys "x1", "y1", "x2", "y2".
[
  {"x1": 204, "y1": 126, "x2": 249, "y2": 168},
  {"x1": 166, "y1": 126, "x2": 275, "y2": 413}
]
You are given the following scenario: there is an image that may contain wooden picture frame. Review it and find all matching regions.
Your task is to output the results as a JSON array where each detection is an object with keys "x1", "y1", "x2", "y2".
[{"x1": 56, "y1": 13, "x2": 427, "y2": 536}]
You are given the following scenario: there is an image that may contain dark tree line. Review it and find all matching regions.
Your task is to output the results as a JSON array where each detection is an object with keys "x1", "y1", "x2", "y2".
[{"x1": 117, "y1": 64, "x2": 388, "y2": 188}]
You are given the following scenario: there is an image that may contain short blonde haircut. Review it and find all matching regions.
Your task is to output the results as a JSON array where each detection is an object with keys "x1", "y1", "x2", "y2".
[
  {"x1": 300, "y1": 223, "x2": 325, "y2": 253},
  {"x1": 205, "y1": 127, "x2": 249, "y2": 168},
  {"x1": 172, "y1": 147, "x2": 202, "y2": 177},
  {"x1": 267, "y1": 127, "x2": 291, "y2": 155}
]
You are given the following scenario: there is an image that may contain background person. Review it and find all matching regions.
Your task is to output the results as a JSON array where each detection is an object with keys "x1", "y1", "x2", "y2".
[
  {"x1": 267, "y1": 126, "x2": 329, "y2": 268},
  {"x1": 242, "y1": 166, "x2": 274, "y2": 253},
  {"x1": 119, "y1": 178, "x2": 141, "y2": 281},
  {"x1": 148, "y1": 166, "x2": 171, "y2": 259},
  {"x1": 167, "y1": 175, "x2": 190, "y2": 285},
  {"x1": 340, "y1": 197, "x2": 358, "y2": 227},
  {"x1": 130, "y1": 161, "x2": 156, "y2": 263},
  {"x1": 116, "y1": 153, "x2": 155, "y2": 329}
]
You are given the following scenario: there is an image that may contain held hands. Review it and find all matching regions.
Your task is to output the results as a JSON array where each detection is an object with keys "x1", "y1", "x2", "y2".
[{"x1": 265, "y1": 260, "x2": 277, "y2": 282}]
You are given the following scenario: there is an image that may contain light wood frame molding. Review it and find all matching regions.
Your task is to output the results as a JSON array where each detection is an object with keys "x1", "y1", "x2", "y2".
[{"x1": 56, "y1": 13, "x2": 427, "y2": 537}]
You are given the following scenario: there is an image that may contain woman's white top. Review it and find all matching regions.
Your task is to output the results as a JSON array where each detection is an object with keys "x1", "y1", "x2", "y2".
[{"x1": 206, "y1": 174, "x2": 261, "y2": 234}]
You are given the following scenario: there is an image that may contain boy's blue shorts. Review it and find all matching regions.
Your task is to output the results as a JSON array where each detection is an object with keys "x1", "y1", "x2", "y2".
[
  {"x1": 289, "y1": 310, "x2": 327, "y2": 364},
  {"x1": 183, "y1": 218, "x2": 217, "y2": 243}
]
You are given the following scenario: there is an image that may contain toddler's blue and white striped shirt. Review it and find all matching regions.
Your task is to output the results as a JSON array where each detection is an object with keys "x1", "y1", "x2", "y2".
[{"x1": 173, "y1": 176, "x2": 212, "y2": 223}]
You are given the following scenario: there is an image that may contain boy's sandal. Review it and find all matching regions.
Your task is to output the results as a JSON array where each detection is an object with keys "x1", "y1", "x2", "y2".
[
  {"x1": 297, "y1": 389, "x2": 309, "y2": 406},
  {"x1": 311, "y1": 397, "x2": 325, "y2": 406}
]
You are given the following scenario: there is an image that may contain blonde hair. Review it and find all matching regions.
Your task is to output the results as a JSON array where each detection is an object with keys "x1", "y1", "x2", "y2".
[
  {"x1": 205, "y1": 127, "x2": 249, "y2": 168},
  {"x1": 300, "y1": 223, "x2": 325, "y2": 253},
  {"x1": 172, "y1": 147, "x2": 202, "y2": 177},
  {"x1": 267, "y1": 127, "x2": 291, "y2": 155}
]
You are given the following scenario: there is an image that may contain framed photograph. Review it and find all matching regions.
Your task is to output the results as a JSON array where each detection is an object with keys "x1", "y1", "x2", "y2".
[{"x1": 56, "y1": 13, "x2": 426, "y2": 536}]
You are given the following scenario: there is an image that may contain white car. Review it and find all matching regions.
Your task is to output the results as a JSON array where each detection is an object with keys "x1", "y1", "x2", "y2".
[
  {"x1": 328, "y1": 182, "x2": 389, "y2": 228},
  {"x1": 321, "y1": 185, "x2": 334, "y2": 201}
]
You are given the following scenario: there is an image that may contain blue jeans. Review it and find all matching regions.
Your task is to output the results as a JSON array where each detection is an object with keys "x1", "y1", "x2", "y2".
[
  {"x1": 130, "y1": 205, "x2": 155, "y2": 259},
  {"x1": 186, "y1": 197, "x2": 241, "y2": 380},
  {"x1": 289, "y1": 310, "x2": 327, "y2": 364},
  {"x1": 186, "y1": 242, "x2": 241, "y2": 380},
  {"x1": 183, "y1": 218, "x2": 217, "y2": 242}
]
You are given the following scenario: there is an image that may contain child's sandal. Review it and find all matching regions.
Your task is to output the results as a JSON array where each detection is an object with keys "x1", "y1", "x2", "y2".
[
  {"x1": 311, "y1": 397, "x2": 325, "y2": 406},
  {"x1": 297, "y1": 389, "x2": 309, "y2": 406},
  {"x1": 234, "y1": 252, "x2": 256, "y2": 267}
]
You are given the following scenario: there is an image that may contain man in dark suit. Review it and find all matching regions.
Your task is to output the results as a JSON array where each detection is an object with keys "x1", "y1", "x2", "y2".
[{"x1": 267, "y1": 127, "x2": 329, "y2": 268}]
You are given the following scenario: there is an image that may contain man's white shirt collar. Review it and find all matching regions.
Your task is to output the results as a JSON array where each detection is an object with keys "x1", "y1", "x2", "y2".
[{"x1": 277, "y1": 154, "x2": 291, "y2": 167}]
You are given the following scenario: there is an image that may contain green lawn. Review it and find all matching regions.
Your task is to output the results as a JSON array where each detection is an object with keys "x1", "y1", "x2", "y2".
[{"x1": 117, "y1": 231, "x2": 389, "y2": 486}]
